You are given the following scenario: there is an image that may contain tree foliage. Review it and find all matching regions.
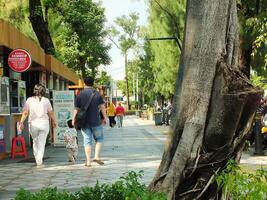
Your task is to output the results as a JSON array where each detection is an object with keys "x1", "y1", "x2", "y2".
[
  {"x1": 111, "y1": 12, "x2": 141, "y2": 109},
  {"x1": 112, "y1": 12, "x2": 140, "y2": 54},
  {"x1": 0, "y1": 0, "x2": 111, "y2": 79},
  {"x1": 0, "y1": 0, "x2": 36, "y2": 40},
  {"x1": 42, "y1": 0, "x2": 111, "y2": 78},
  {"x1": 95, "y1": 71, "x2": 111, "y2": 87},
  {"x1": 238, "y1": 0, "x2": 267, "y2": 86},
  {"x1": 146, "y1": 0, "x2": 186, "y2": 99},
  {"x1": 142, "y1": 0, "x2": 266, "y2": 102},
  {"x1": 115, "y1": 0, "x2": 186, "y2": 105},
  {"x1": 136, "y1": 41, "x2": 155, "y2": 105}
]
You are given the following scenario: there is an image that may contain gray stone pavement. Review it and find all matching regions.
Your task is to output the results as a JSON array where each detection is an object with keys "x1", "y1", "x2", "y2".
[
  {"x1": 1, "y1": 115, "x2": 267, "y2": 199},
  {"x1": 0, "y1": 115, "x2": 168, "y2": 200}
]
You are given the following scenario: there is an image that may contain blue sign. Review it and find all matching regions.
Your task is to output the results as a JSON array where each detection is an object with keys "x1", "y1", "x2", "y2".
[
  {"x1": 0, "y1": 125, "x2": 5, "y2": 152},
  {"x1": 0, "y1": 125, "x2": 3, "y2": 140}
]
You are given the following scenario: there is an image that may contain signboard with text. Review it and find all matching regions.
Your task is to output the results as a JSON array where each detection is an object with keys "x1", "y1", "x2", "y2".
[
  {"x1": 0, "y1": 77, "x2": 10, "y2": 114},
  {"x1": 53, "y1": 90, "x2": 75, "y2": 146},
  {"x1": 8, "y1": 49, "x2": 32, "y2": 73}
]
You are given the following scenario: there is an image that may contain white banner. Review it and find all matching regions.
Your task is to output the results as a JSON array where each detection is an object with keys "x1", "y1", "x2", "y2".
[{"x1": 53, "y1": 90, "x2": 75, "y2": 146}]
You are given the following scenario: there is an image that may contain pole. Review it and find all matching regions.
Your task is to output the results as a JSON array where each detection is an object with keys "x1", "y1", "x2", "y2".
[
  {"x1": 115, "y1": 81, "x2": 118, "y2": 104},
  {"x1": 110, "y1": 79, "x2": 113, "y2": 103},
  {"x1": 136, "y1": 73, "x2": 139, "y2": 109},
  {"x1": 133, "y1": 73, "x2": 135, "y2": 102},
  {"x1": 148, "y1": 37, "x2": 181, "y2": 51},
  {"x1": 125, "y1": 52, "x2": 130, "y2": 110}
]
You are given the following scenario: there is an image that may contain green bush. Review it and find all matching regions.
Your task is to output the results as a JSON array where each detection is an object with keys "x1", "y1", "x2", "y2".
[
  {"x1": 125, "y1": 110, "x2": 136, "y2": 115},
  {"x1": 216, "y1": 160, "x2": 267, "y2": 200},
  {"x1": 14, "y1": 187, "x2": 75, "y2": 200},
  {"x1": 14, "y1": 171, "x2": 167, "y2": 200}
]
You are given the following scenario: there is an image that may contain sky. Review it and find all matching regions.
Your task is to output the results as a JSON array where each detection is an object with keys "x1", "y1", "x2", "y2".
[{"x1": 96, "y1": 0, "x2": 149, "y2": 80}]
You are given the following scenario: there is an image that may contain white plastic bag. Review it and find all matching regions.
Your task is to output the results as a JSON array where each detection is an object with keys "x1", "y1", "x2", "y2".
[{"x1": 262, "y1": 114, "x2": 267, "y2": 126}]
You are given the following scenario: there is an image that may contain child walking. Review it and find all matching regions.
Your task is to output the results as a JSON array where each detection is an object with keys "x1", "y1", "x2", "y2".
[{"x1": 62, "y1": 120, "x2": 78, "y2": 164}]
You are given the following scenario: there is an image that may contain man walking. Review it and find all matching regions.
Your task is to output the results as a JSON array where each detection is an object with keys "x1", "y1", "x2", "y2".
[{"x1": 72, "y1": 77, "x2": 107, "y2": 167}]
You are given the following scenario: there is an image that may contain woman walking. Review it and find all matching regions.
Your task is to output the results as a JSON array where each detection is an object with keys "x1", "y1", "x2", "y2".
[
  {"x1": 107, "y1": 102, "x2": 116, "y2": 127},
  {"x1": 115, "y1": 102, "x2": 125, "y2": 128},
  {"x1": 19, "y1": 84, "x2": 56, "y2": 166}
]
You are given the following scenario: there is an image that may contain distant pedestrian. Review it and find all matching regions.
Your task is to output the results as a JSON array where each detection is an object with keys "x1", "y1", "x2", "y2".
[
  {"x1": 72, "y1": 77, "x2": 107, "y2": 167},
  {"x1": 107, "y1": 102, "x2": 116, "y2": 127},
  {"x1": 162, "y1": 103, "x2": 168, "y2": 125},
  {"x1": 60, "y1": 119, "x2": 78, "y2": 164},
  {"x1": 115, "y1": 102, "x2": 125, "y2": 128},
  {"x1": 19, "y1": 84, "x2": 57, "y2": 167},
  {"x1": 166, "y1": 102, "x2": 173, "y2": 126},
  {"x1": 156, "y1": 104, "x2": 161, "y2": 112}
]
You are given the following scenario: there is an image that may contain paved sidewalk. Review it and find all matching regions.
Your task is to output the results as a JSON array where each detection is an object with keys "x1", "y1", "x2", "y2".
[
  {"x1": 0, "y1": 115, "x2": 167, "y2": 200},
  {"x1": 1, "y1": 115, "x2": 267, "y2": 199}
]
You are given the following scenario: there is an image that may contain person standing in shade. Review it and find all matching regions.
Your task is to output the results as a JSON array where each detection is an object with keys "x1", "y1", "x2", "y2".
[
  {"x1": 166, "y1": 102, "x2": 173, "y2": 126},
  {"x1": 107, "y1": 102, "x2": 116, "y2": 127},
  {"x1": 115, "y1": 102, "x2": 125, "y2": 128},
  {"x1": 162, "y1": 103, "x2": 168, "y2": 125},
  {"x1": 72, "y1": 77, "x2": 107, "y2": 167},
  {"x1": 19, "y1": 84, "x2": 57, "y2": 167}
]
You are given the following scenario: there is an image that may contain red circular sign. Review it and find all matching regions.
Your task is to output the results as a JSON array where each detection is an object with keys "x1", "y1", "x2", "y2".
[{"x1": 8, "y1": 49, "x2": 32, "y2": 73}]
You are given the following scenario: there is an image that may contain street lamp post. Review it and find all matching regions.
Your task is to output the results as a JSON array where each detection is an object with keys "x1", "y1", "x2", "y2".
[{"x1": 148, "y1": 36, "x2": 182, "y2": 51}]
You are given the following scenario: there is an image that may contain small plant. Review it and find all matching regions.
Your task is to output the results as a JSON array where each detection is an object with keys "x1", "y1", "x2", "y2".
[
  {"x1": 216, "y1": 160, "x2": 267, "y2": 200},
  {"x1": 14, "y1": 187, "x2": 75, "y2": 200},
  {"x1": 14, "y1": 171, "x2": 167, "y2": 200}
]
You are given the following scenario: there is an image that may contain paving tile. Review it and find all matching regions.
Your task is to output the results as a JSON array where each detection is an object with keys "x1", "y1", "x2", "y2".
[{"x1": 0, "y1": 116, "x2": 168, "y2": 198}]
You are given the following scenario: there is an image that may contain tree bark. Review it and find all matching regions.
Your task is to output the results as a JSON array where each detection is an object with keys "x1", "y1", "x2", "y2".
[
  {"x1": 240, "y1": 45, "x2": 252, "y2": 78},
  {"x1": 149, "y1": 1, "x2": 261, "y2": 199},
  {"x1": 79, "y1": 58, "x2": 86, "y2": 79},
  {"x1": 29, "y1": 0, "x2": 55, "y2": 55},
  {"x1": 125, "y1": 52, "x2": 130, "y2": 110},
  {"x1": 255, "y1": 0, "x2": 261, "y2": 15}
]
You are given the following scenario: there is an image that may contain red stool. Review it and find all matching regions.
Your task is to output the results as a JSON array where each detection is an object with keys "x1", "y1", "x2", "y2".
[{"x1": 11, "y1": 136, "x2": 28, "y2": 159}]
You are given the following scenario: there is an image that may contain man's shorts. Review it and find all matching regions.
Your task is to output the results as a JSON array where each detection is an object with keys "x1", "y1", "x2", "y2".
[{"x1": 81, "y1": 125, "x2": 104, "y2": 146}]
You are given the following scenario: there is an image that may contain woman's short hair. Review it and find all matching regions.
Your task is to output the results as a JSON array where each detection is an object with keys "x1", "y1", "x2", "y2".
[{"x1": 33, "y1": 84, "x2": 46, "y2": 97}]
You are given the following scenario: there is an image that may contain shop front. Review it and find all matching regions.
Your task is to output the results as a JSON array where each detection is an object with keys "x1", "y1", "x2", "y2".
[{"x1": 0, "y1": 19, "x2": 79, "y2": 159}]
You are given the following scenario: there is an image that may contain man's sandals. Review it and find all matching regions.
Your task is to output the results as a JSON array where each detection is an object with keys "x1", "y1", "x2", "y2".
[
  {"x1": 85, "y1": 159, "x2": 104, "y2": 167},
  {"x1": 93, "y1": 159, "x2": 104, "y2": 165}
]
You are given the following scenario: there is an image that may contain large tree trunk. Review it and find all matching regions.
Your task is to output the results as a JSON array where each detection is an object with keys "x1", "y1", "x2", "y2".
[
  {"x1": 149, "y1": 1, "x2": 261, "y2": 199},
  {"x1": 29, "y1": 0, "x2": 55, "y2": 55}
]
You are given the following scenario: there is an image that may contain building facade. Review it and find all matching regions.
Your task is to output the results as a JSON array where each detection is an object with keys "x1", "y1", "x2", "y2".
[{"x1": 0, "y1": 20, "x2": 80, "y2": 159}]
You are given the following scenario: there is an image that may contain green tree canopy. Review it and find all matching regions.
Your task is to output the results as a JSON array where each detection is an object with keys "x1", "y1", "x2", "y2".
[
  {"x1": 146, "y1": 0, "x2": 186, "y2": 99},
  {"x1": 238, "y1": 0, "x2": 267, "y2": 86},
  {"x1": 110, "y1": 12, "x2": 141, "y2": 109},
  {"x1": 0, "y1": 0, "x2": 111, "y2": 79},
  {"x1": 50, "y1": 0, "x2": 111, "y2": 78}
]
